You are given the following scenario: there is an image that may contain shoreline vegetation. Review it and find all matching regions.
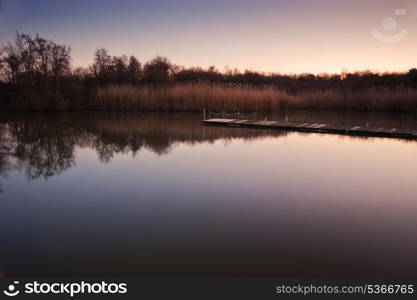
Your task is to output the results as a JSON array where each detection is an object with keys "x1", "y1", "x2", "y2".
[
  {"x1": 1, "y1": 33, "x2": 417, "y2": 113},
  {"x1": 93, "y1": 84, "x2": 417, "y2": 112}
]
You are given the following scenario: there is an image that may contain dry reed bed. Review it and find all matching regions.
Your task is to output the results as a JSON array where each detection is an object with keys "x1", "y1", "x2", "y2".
[
  {"x1": 93, "y1": 83, "x2": 285, "y2": 111},
  {"x1": 92, "y1": 83, "x2": 417, "y2": 112}
]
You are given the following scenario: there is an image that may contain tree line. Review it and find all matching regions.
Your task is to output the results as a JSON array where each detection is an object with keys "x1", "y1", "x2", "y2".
[{"x1": 0, "y1": 32, "x2": 417, "y2": 111}]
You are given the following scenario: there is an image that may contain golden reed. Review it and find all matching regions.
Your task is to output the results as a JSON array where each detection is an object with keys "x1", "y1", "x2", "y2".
[{"x1": 92, "y1": 82, "x2": 417, "y2": 112}]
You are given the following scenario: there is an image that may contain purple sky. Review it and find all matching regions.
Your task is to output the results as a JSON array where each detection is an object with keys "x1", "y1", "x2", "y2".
[{"x1": 1, "y1": 0, "x2": 416, "y2": 73}]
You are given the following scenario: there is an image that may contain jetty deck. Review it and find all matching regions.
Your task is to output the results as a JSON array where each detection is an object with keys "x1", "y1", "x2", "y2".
[{"x1": 203, "y1": 118, "x2": 417, "y2": 140}]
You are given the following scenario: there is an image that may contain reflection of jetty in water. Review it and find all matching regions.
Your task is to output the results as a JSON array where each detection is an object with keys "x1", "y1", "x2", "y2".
[
  {"x1": 1, "y1": 110, "x2": 417, "y2": 188},
  {"x1": 0, "y1": 113, "x2": 287, "y2": 186}
]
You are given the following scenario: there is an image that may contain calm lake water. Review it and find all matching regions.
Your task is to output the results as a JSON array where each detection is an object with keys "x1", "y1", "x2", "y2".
[{"x1": 1, "y1": 111, "x2": 417, "y2": 278}]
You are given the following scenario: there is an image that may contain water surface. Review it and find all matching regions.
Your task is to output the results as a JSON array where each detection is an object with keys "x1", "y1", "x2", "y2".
[{"x1": 1, "y1": 111, "x2": 417, "y2": 277}]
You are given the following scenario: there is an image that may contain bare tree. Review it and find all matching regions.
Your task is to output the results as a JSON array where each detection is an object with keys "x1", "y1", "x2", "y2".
[
  {"x1": 50, "y1": 43, "x2": 71, "y2": 78},
  {"x1": 127, "y1": 55, "x2": 141, "y2": 84},
  {"x1": 0, "y1": 32, "x2": 71, "y2": 83},
  {"x1": 92, "y1": 48, "x2": 112, "y2": 82},
  {"x1": 143, "y1": 56, "x2": 171, "y2": 83},
  {"x1": 408, "y1": 68, "x2": 417, "y2": 88},
  {"x1": 112, "y1": 54, "x2": 128, "y2": 82}
]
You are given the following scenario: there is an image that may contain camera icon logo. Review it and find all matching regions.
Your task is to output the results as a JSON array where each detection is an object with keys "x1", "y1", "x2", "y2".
[
  {"x1": 372, "y1": 9, "x2": 408, "y2": 43},
  {"x1": 3, "y1": 281, "x2": 20, "y2": 297}
]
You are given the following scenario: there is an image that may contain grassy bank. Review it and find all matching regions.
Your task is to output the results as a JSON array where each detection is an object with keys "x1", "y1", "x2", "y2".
[{"x1": 92, "y1": 83, "x2": 417, "y2": 112}]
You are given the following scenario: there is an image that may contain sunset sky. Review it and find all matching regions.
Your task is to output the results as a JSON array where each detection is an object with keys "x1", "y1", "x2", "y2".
[{"x1": 1, "y1": 0, "x2": 417, "y2": 74}]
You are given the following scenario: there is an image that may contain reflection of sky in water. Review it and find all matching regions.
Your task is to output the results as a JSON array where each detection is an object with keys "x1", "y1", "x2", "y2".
[{"x1": 1, "y1": 113, "x2": 417, "y2": 277}]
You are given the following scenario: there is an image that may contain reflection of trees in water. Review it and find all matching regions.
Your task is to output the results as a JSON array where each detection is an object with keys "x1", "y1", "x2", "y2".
[
  {"x1": 0, "y1": 113, "x2": 286, "y2": 188},
  {"x1": 3, "y1": 111, "x2": 415, "y2": 191},
  {"x1": 0, "y1": 124, "x2": 14, "y2": 193},
  {"x1": 12, "y1": 127, "x2": 76, "y2": 180},
  {"x1": 2, "y1": 110, "x2": 417, "y2": 190},
  {"x1": 0, "y1": 152, "x2": 10, "y2": 193},
  {"x1": 85, "y1": 113, "x2": 288, "y2": 161},
  {"x1": 0, "y1": 116, "x2": 77, "y2": 191}
]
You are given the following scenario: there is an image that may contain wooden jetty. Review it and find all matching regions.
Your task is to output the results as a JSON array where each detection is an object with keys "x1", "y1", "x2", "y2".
[{"x1": 202, "y1": 118, "x2": 417, "y2": 140}]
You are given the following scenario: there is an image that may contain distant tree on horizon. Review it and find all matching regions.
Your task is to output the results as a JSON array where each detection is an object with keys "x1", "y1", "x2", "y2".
[
  {"x1": 143, "y1": 56, "x2": 171, "y2": 83},
  {"x1": 92, "y1": 48, "x2": 112, "y2": 83},
  {"x1": 408, "y1": 68, "x2": 417, "y2": 88}
]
